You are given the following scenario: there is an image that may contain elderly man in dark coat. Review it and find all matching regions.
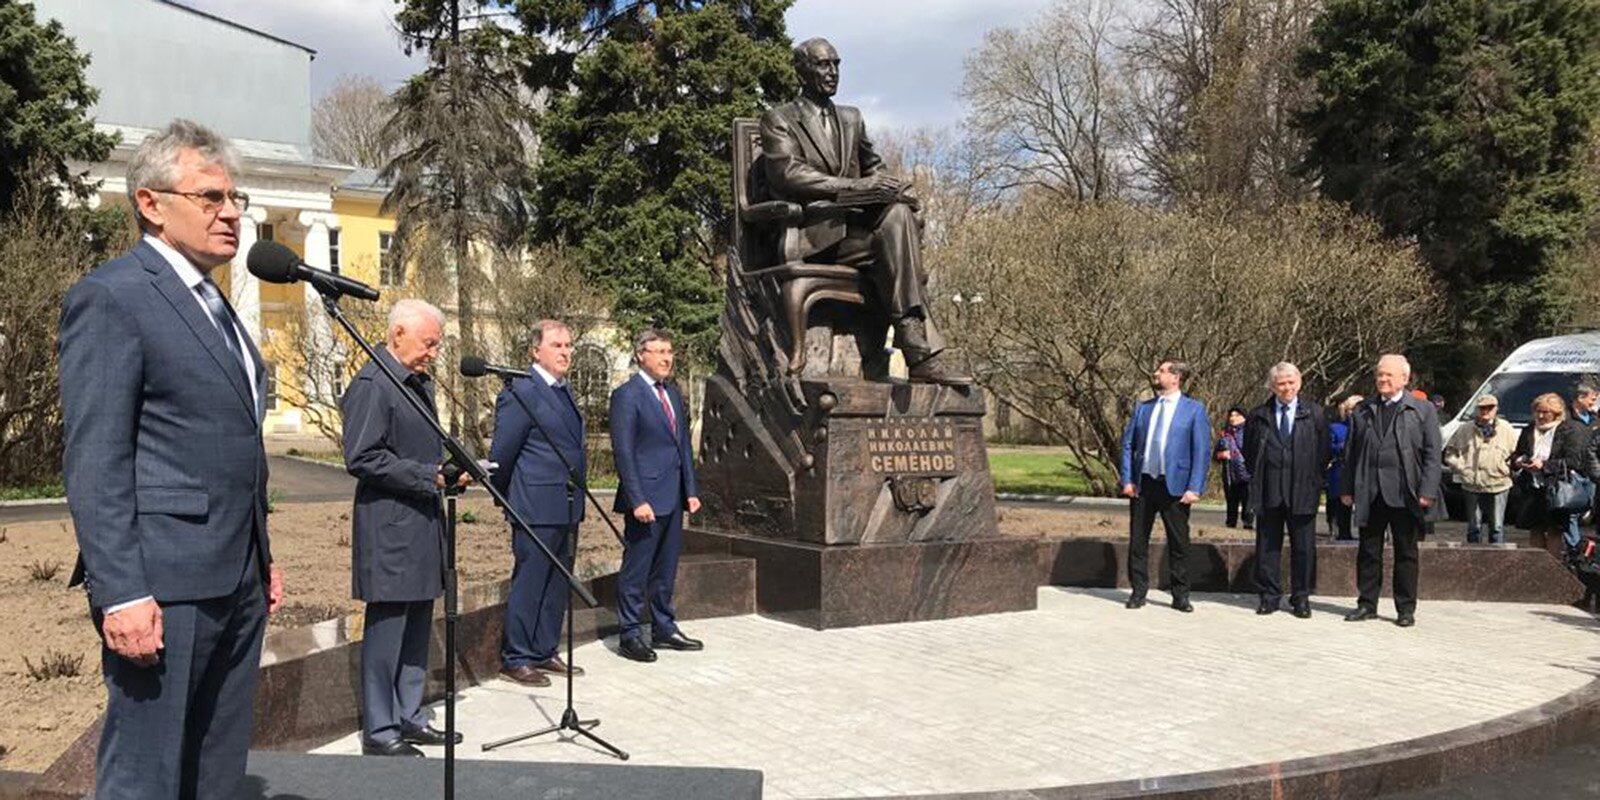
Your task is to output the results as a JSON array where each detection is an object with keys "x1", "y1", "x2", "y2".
[
  {"x1": 1243, "y1": 362, "x2": 1331, "y2": 619},
  {"x1": 1339, "y1": 354, "x2": 1443, "y2": 628},
  {"x1": 342, "y1": 299, "x2": 465, "y2": 756}
]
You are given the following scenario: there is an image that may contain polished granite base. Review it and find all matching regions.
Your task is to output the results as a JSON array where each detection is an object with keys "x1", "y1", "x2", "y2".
[
  {"x1": 1041, "y1": 539, "x2": 1586, "y2": 604},
  {"x1": 686, "y1": 527, "x2": 1038, "y2": 629}
]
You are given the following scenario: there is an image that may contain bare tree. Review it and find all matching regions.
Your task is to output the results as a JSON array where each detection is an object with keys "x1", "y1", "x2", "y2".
[
  {"x1": 1121, "y1": 0, "x2": 1320, "y2": 206},
  {"x1": 960, "y1": 0, "x2": 1131, "y2": 202},
  {"x1": 311, "y1": 74, "x2": 395, "y2": 169},
  {"x1": 0, "y1": 187, "x2": 132, "y2": 487},
  {"x1": 931, "y1": 196, "x2": 1441, "y2": 494}
]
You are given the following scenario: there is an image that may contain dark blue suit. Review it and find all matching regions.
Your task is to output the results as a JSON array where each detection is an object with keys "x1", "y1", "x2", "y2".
[
  {"x1": 59, "y1": 238, "x2": 271, "y2": 799},
  {"x1": 488, "y1": 370, "x2": 586, "y2": 668},
  {"x1": 609, "y1": 375, "x2": 698, "y2": 642},
  {"x1": 1118, "y1": 393, "x2": 1211, "y2": 600},
  {"x1": 341, "y1": 347, "x2": 444, "y2": 745}
]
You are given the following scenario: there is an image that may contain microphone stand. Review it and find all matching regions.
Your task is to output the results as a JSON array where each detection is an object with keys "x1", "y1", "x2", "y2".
[
  {"x1": 312, "y1": 291, "x2": 598, "y2": 798},
  {"x1": 475, "y1": 371, "x2": 629, "y2": 761}
]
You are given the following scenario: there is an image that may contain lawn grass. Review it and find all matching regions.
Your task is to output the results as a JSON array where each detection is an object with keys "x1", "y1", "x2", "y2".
[
  {"x1": 987, "y1": 450, "x2": 1099, "y2": 496},
  {"x1": 0, "y1": 482, "x2": 66, "y2": 501}
]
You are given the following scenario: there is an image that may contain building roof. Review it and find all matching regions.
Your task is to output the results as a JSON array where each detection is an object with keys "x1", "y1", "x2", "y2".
[{"x1": 154, "y1": 0, "x2": 317, "y2": 56}]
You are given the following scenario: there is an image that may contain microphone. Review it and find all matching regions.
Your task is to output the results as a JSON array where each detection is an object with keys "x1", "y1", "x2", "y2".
[
  {"x1": 246, "y1": 241, "x2": 380, "y2": 301},
  {"x1": 460, "y1": 356, "x2": 531, "y2": 380}
]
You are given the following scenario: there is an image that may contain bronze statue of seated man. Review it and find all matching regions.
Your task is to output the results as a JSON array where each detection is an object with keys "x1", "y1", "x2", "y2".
[{"x1": 758, "y1": 37, "x2": 971, "y2": 386}]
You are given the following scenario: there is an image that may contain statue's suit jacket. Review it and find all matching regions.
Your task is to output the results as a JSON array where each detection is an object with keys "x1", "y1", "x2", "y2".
[
  {"x1": 59, "y1": 238, "x2": 271, "y2": 610},
  {"x1": 760, "y1": 98, "x2": 885, "y2": 258}
]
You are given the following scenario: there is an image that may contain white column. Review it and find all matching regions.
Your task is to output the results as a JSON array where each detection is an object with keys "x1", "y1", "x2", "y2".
[
  {"x1": 297, "y1": 211, "x2": 339, "y2": 402},
  {"x1": 231, "y1": 206, "x2": 268, "y2": 343}
]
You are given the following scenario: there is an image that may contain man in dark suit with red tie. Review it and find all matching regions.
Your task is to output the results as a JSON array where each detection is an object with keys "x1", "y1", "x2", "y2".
[
  {"x1": 610, "y1": 330, "x2": 703, "y2": 662},
  {"x1": 489, "y1": 320, "x2": 587, "y2": 686}
]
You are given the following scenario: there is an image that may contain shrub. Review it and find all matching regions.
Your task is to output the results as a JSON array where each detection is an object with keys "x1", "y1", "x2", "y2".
[
  {"x1": 24, "y1": 649, "x2": 83, "y2": 680},
  {"x1": 28, "y1": 559, "x2": 62, "y2": 582}
]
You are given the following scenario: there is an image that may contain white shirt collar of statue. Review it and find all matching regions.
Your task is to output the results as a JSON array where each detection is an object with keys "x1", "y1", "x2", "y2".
[
  {"x1": 532, "y1": 363, "x2": 563, "y2": 388},
  {"x1": 144, "y1": 233, "x2": 208, "y2": 294}
]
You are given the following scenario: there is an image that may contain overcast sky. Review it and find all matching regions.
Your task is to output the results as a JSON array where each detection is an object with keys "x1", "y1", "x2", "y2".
[{"x1": 178, "y1": 0, "x2": 1056, "y2": 131}]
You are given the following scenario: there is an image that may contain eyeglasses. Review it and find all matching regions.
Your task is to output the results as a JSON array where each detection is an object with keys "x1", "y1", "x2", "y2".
[{"x1": 150, "y1": 188, "x2": 250, "y2": 214}]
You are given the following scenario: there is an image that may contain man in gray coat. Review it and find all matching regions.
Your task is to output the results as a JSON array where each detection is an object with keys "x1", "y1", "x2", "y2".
[
  {"x1": 342, "y1": 299, "x2": 467, "y2": 756},
  {"x1": 58, "y1": 119, "x2": 284, "y2": 799},
  {"x1": 1339, "y1": 354, "x2": 1443, "y2": 627}
]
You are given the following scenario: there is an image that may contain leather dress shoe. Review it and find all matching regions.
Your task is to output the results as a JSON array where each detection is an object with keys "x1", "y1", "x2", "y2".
[
  {"x1": 1171, "y1": 597, "x2": 1194, "y2": 613},
  {"x1": 1256, "y1": 599, "x2": 1279, "y2": 615},
  {"x1": 1125, "y1": 595, "x2": 1146, "y2": 609},
  {"x1": 498, "y1": 664, "x2": 551, "y2": 686},
  {"x1": 534, "y1": 656, "x2": 584, "y2": 676},
  {"x1": 362, "y1": 738, "x2": 425, "y2": 757},
  {"x1": 618, "y1": 636, "x2": 658, "y2": 663},
  {"x1": 907, "y1": 351, "x2": 975, "y2": 386},
  {"x1": 401, "y1": 724, "x2": 463, "y2": 746},
  {"x1": 652, "y1": 631, "x2": 704, "y2": 651},
  {"x1": 1291, "y1": 601, "x2": 1312, "y2": 619},
  {"x1": 1396, "y1": 612, "x2": 1416, "y2": 628},
  {"x1": 1344, "y1": 606, "x2": 1379, "y2": 622}
]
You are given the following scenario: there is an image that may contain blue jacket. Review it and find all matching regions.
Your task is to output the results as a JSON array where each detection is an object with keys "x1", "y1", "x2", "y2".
[
  {"x1": 58, "y1": 240, "x2": 271, "y2": 609},
  {"x1": 1327, "y1": 420, "x2": 1349, "y2": 495},
  {"x1": 609, "y1": 374, "x2": 698, "y2": 515},
  {"x1": 1119, "y1": 394, "x2": 1212, "y2": 496},
  {"x1": 488, "y1": 373, "x2": 587, "y2": 526}
]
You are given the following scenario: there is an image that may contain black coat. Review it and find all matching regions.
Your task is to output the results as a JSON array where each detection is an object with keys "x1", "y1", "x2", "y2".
[
  {"x1": 1513, "y1": 419, "x2": 1591, "y2": 529},
  {"x1": 340, "y1": 348, "x2": 444, "y2": 603},
  {"x1": 1340, "y1": 394, "x2": 1444, "y2": 526},
  {"x1": 1243, "y1": 397, "x2": 1331, "y2": 516}
]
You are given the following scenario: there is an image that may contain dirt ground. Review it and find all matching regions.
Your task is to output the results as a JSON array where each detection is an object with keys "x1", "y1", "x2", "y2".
[{"x1": 0, "y1": 499, "x2": 1214, "y2": 773}]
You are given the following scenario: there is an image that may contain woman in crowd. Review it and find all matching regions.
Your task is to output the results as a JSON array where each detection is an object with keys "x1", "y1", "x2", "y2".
[
  {"x1": 1216, "y1": 406, "x2": 1252, "y2": 529},
  {"x1": 1327, "y1": 395, "x2": 1361, "y2": 541},
  {"x1": 1512, "y1": 393, "x2": 1591, "y2": 558}
]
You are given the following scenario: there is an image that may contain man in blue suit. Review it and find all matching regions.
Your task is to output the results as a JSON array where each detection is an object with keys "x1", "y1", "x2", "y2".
[
  {"x1": 610, "y1": 330, "x2": 703, "y2": 663},
  {"x1": 1119, "y1": 359, "x2": 1212, "y2": 612},
  {"x1": 58, "y1": 119, "x2": 285, "y2": 799},
  {"x1": 489, "y1": 320, "x2": 587, "y2": 687}
]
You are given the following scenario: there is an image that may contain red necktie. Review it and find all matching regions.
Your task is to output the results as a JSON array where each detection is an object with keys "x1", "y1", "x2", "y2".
[{"x1": 655, "y1": 382, "x2": 677, "y2": 437}]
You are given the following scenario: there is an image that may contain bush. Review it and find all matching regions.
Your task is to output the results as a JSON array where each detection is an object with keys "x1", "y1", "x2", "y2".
[
  {"x1": 24, "y1": 649, "x2": 83, "y2": 681},
  {"x1": 933, "y1": 198, "x2": 1441, "y2": 495},
  {"x1": 27, "y1": 560, "x2": 62, "y2": 582}
]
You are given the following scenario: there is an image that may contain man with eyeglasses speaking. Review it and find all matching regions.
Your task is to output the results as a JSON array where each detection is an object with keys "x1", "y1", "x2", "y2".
[{"x1": 58, "y1": 119, "x2": 283, "y2": 799}]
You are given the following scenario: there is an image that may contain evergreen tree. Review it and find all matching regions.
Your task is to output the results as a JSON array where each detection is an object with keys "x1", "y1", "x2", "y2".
[
  {"x1": 0, "y1": 0, "x2": 117, "y2": 215},
  {"x1": 1297, "y1": 0, "x2": 1600, "y2": 385},
  {"x1": 515, "y1": 0, "x2": 796, "y2": 361},
  {"x1": 388, "y1": 1, "x2": 535, "y2": 445}
]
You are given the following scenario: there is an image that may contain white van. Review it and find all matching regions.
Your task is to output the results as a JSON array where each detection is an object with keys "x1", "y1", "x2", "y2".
[
  {"x1": 1442, "y1": 332, "x2": 1600, "y2": 442},
  {"x1": 1440, "y1": 332, "x2": 1600, "y2": 518}
]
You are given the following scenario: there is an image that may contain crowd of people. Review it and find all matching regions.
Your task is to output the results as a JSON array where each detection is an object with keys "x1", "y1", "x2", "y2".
[{"x1": 1121, "y1": 354, "x2": 1599, "y2": 630}]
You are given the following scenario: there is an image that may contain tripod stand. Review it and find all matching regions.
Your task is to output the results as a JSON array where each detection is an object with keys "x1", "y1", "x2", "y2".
[
  {"x1": 313, "y1": 293, "x2": 597, "y2": 800},
  {"x1": 476, "y1": 370, "x2": 630, "y2": 760}
]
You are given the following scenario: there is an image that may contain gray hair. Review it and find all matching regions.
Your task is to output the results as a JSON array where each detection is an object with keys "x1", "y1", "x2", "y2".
[
  {"x1": 126, "y1": 119, "x2": 241, "y2": 228},
  {"x1": 1578, "y1": 382, "x2": 1600, "y2": 398},
  {"x1": 632, "y1": 328, "x2": 673, "y2": 362},
  {"x1": 526, "y1": 319, "x2": 570, "y2": 351},
  {"x1": 387, "y1": 298, "x2": 443, "y2": 332},
  {"x1": 1266, "y1": 361, "x2": 1301, "y2": 385},
  {"x1": 1376, "y1": 353, "x2": 1412, "y2": 378}
]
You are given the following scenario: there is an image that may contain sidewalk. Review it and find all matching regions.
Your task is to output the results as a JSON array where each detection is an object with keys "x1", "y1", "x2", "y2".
[{"x1": 314, "y1": 587, "x2": 1600, "y2": 799}]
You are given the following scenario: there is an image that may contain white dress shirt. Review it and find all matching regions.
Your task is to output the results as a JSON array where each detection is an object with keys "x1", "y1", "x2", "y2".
[{"x1": 1142, "y1": 392, "x2": 1180, "y2": 478}]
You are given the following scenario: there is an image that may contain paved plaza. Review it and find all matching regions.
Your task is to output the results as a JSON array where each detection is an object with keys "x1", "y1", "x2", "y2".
[{"x1": 315, "y1": 588, "x2": 1600, "y2": 798}]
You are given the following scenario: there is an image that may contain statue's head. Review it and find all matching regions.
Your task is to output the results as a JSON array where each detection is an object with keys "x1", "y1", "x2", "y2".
[{"x1": 793, "y1": 37, "x2": 840, "y2": 101}]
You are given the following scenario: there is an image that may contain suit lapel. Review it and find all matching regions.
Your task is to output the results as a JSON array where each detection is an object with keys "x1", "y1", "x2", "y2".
[
  {"x1": 838, "y1": 106, "x2": 857, "y2": 175},
  {"x1": 530, "y1": 377, "x2": 582, "y2": 446},
  {"x1": 136, "y1": 243, "x2": 257, "y2": 423},
  {"x1": 788, "y1": 103, "x2": 840, "y2": 175},
  {"x1": 638, "y1": 377, "x2": 677, "y2": 437}
]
